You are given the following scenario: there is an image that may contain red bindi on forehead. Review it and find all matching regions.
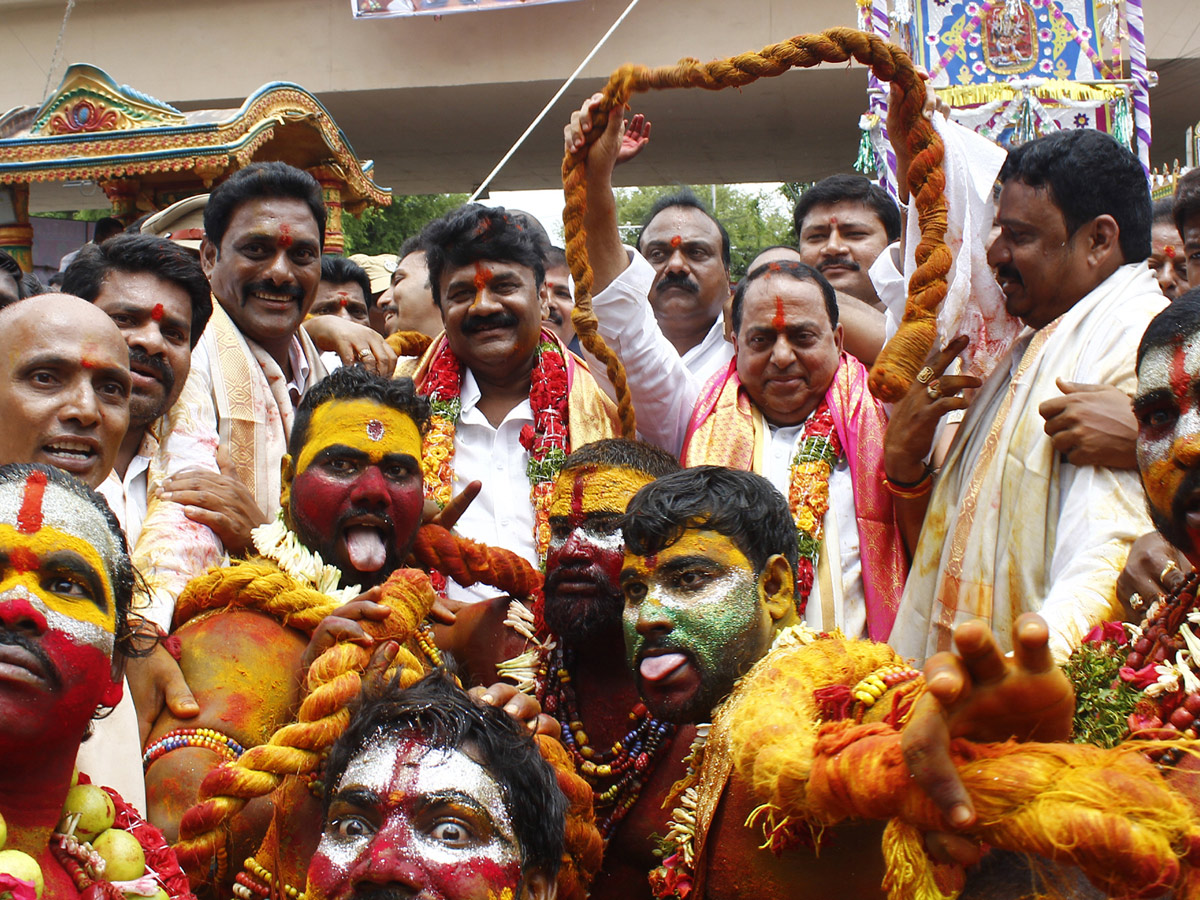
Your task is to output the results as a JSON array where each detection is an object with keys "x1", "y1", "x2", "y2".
[
  {"x1": 278, "y1": 223, "x2": 293, "y2": 249},
  {"x1": 569, "y1": 473, "x2": 586, "y2": 525},
  {"x1": 1166, "y1": 245, "x2": 1177, "y2": 258},
  {"x1": 151, "y1": 303, "x2": 164, "y2": 322},
  {"x1": 772, "y1": 296, "x2": 786, "y2": 332},
  {"x1": 669, "y1": 235, "x2": 682, "y2": 249},
  {"x1": 473, "y1": 263, "x2": 494, "y2": 291},
  {"x1": 17, "y1": 469, "x2": 47, "y2": 536}
]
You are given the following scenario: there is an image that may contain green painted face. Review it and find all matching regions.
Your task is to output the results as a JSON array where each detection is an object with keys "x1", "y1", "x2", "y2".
[{"x1": 621, "y1": 528, "x2": 774, "y2": 723}]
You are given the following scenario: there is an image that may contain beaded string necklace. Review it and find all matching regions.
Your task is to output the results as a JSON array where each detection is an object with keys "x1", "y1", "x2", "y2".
[
  {"x1": 786, "y1": 398, "x2": 842, "y2": 616},
  {"x1": 421, "y1": 337, "x2": 571, "y2": 559},
  {"x1": 537, "y1": 644, "x2": 676, "y2": 842}
]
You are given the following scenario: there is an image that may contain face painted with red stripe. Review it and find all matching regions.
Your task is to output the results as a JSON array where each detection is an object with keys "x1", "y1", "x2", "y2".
[
  {"x1": 1136, "y1": 333, "x2": 1200, "y2": 561},
  {"x1": 0, "y1": 469, "x2": 125, "y2": 747},
  {"x1": 309, "y1": 735, "x2": 523, "y2": 900}
]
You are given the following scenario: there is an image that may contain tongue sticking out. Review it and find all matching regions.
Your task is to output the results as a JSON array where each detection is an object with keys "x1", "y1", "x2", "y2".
[
  {"x1": 345, "y1": 527, "x2": 387, "y2": 572},
  {"x1": 640, "y1": 652, "x2": 688, "y2": 683}
]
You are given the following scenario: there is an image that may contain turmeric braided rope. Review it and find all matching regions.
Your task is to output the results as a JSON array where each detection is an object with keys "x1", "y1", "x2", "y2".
[
  {"x1": 173, "y1": 567, "x2": 437, "y2": 883},
  {"x1": 411, "y1": 523, "x2": 543, "y2": 600},
  {"x1": 561, "y1": 27, "x2": 949, "y2": 404}
]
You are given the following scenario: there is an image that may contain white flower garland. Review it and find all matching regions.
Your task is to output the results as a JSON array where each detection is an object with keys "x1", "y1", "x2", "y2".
[{"x1": 250, "y1": 512, "x2": 361, "y2": 605}]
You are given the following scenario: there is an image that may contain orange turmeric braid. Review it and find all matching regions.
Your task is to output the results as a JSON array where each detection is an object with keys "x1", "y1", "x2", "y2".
[
  {"x1": 560, "y1": 27, "x2": 949, "y2": 406},
  {"x1": 173, "y1": 569, "x2": 437, "y2": 884},
  {"x1": 535, "y1": 734, "x2": 604, "y2": 900},
  {"x1": 172, "y1": 559, "x2": 338, "y2": 633},
  {"x1": 411, "y1": 524, "x2": 543, "y2": 599}
]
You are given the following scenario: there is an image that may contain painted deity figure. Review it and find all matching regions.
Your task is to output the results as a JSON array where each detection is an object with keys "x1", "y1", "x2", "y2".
[{"x1": 0, "y1": 463, "x2": 192, "y2": 900}]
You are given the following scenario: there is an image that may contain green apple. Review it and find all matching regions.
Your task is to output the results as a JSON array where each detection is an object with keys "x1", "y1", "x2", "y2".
[
  {"x1": 59, "y1": 785, "x2": 115, "y2": 841},
  {"x1": 92, "y1": 829, "x2": 145, "y2": 882},
  {"x1": 0, "y1": 849, "x2": 44, "y2": 899}
]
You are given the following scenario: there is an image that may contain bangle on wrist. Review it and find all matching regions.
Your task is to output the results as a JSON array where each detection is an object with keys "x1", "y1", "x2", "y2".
[{"x1": 884, "y1": 465, "x2": 934, "y2": 498}]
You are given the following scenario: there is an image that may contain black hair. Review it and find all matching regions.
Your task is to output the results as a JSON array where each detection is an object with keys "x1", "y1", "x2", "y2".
[
  {"x1": 560, "y1": 438, "x2": 681, "y2": 480},
  {"x1": 319, "y1": 255, "x2": 373, "y2": 308},
  {"x1": 1153, "y1": 197, "x2": 1178, "y2": 227},
  {"x1": 998, "y1": 128, "x2": 1151, "y2": 263},
  {"x1": 0, "y1": 463, "x2": 135, "y2": 657},
  {"x1": 20, "y1": 273, "x2": 44, "y2": 298},
  {"x1": 545, "y1": 246, "x2": 569, "y2": 270},
  {"x1": 323, "y1": 668, "x2": 566, "y2": 878},
  {"x1": 1173, "y1": 168, "x2": 1200, "y2": 236},
  {"x1": 421, "y1": 204, "x2": 546, "y2": 306},
  {"x1": 622, "y1": 466, "x2": 799, "y2": 583},
  {"x1": 203, "y1": 161, "x2": 326, "y2": 249},
  {"x1": 0, "y1": 249, "x2": 20, "y2": 288},
  {"x1": 62, "y1": 233, "x2": 213, "y2": 348},
  {"x1": 636, "y1": 190, "x2": 731, "y2": 271},
  {"x1": 505, "y1": 210, "x2": 553, "y2": 263},
  {"x1": 731, "y1": 260, "x2": 838, "y2": 334},
  {"x1": 289, "y1": 366, "x2": 431, "y2": 460},
  {"x1": 47, "y1": 272, "x2": 65, "y2": 289},
  {"x1": 398, "y1": 235, "x2": 423, "y2": 260},
  {"x1": 792, "y1": 174, "x2": 902, "y2": 243},
  {"x1": 1138, "y1": 287, "x2": 1200, "y2": 369},
  {"x1": 124, "y1": 213, "x2": 154, "y2": 235},
  {"x1": 93, "y1": 217, "x2": 125, "y2": 244}
]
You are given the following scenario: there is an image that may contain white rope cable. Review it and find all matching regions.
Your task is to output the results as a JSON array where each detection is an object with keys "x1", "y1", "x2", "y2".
[
  {"x1": 43, "y1": 0, "x2": 77, "y2": 101},
  {"x1": 467, "y1": 0, "x2": 642, "y2": 202}
]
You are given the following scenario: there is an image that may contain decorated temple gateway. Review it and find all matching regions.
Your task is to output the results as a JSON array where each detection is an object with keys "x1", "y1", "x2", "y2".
[{"x1": 0, "y1": 63, "x2": 390, "y2": 270}]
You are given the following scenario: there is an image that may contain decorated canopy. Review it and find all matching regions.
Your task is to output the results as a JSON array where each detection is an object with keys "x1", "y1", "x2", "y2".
[
  {"x1": 855, "y1": 0, "x2": 1151, "y2": 195},
  {"x1": 0, "y1": 64, "x2": 390, "y2": 269}
]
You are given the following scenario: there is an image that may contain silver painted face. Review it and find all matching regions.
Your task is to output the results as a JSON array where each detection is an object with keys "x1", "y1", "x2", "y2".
[
  {"x1": 315, "y1": 732, "x2": 520, "y2": 883},
  {"x1": 0, "y1": 584, "x2": 113, "y2": 656}
]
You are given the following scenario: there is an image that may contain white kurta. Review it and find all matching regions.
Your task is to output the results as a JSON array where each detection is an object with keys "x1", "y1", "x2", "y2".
[{"x1": 890, "y1": 264, "x2": 1167, "y2": 664}]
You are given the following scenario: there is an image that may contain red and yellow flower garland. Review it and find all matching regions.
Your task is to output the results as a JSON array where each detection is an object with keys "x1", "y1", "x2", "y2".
[
  {"x1": 419, "y1": 337, "x2": 570, "y2": 560},
  {"x1": 788, "y1": 398, "x2": 842, "y2": 616}
]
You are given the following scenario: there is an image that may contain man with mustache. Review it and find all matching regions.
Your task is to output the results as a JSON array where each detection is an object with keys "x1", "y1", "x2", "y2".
[
  {"x1": 885, "y1": 128, "x2": 1167, "y2": 664},
  {"x1": 793, "y1": 173, "x2": 899, "y2": 312},
  {"x1": 408, "y1": 204, "x2": 620, "y2": 611},
  {"x1": 541, "y1": 246, "x2": 579, "y2": 353},
  {"x1": 0, "y1": 463, "x2": 194, "y2": 900}
]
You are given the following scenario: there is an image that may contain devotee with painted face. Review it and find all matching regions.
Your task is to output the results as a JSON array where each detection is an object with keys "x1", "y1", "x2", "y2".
[
  {"x1": 1148, "y1": 197, "x2": 1190, "y2": 301},
  {"x1": 0, "y1": 463, "x2": 194, "y2": 900},
  {"x1": 308, "y1": 669, "x2": 576, "y2": 900},
  {"x1": 408, "y1": 203, "x2": 619, "y2": 608},
  {"x1": 507, "y1": 439, "x2": 694, "y2": 900},
  {"x1": 616, "y1": 466, "x2": 1200, "y2": 900},
  {"x1": 793, "y1": 173, "x2": 900, "y2": 311},
  {"x1": 885, "y1": 128, "x2": 1166, "y2": 664},
  {"x1": 312, "y1": 255, "x2": 373, "y2": 325}
]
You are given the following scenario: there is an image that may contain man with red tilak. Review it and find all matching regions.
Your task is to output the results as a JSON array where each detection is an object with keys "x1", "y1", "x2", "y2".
[{"x1": 0, "y1": 463, "x2": 193, "y2": 900}]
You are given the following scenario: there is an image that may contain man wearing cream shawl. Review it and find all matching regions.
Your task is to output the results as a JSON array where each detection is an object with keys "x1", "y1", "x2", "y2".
[{"x1": 885, "y1": 128, "x2": 1165, "y2": 665}]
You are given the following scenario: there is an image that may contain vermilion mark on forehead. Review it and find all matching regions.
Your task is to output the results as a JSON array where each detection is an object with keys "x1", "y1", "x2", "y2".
[
  {"x1": 151, "y1": 303, "x2": 164, "y2": 322},
  {"x1": 1171, "y1": 338, "x2": 1192, "y2": 413},
  {"x1": 570, "y1": 472, "x2": 586, "y2": 526},
  {"x1": 81, "y1": 358, "x2": 97, "y2": 369},
  {"x1": 10, "y1": 546, "x2": 37, "y2": 574},
  {"x1": 473, "y1": 263, "x2": 494, "y2": 291},
  {"x1": 278, "y1": 223, "x2": 293, "y2": 249},
  {"x1": 772, "y1": 296, "x2": 786, "y2": 332},
  {"x1": 1166, "y1": 245, "x2": 1177, "y2": 258},
  {"x1": 669, "y1": 236, "x2": 682, "y2": 249},
  {"x1": 17, "y1": 470, "x2": 47, "y2": 535}
]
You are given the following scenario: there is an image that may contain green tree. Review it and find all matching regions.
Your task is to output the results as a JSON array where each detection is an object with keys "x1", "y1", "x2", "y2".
[
  {"x1": 342, "y1": 193, "x2": 469, "y2": 256},
  {"x1": 613, "y1": 184, "x2": 796, "y2": 280}
]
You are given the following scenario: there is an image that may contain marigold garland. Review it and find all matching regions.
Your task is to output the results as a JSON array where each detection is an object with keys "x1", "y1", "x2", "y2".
[
  {"x1": 788, "y1": 398, "x2": 842, "y2": 616},
  {"x1": 419, "y1": 337, "x2": 570, "y2": 559}
]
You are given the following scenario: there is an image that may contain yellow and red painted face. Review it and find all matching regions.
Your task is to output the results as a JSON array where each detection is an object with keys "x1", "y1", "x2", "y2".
[
  {"x1": 547, "y1": 465, "x2": 654, "y2": 521},
  {"x1": 287, "y1": 400, "x2": 425, "y2": 582}
]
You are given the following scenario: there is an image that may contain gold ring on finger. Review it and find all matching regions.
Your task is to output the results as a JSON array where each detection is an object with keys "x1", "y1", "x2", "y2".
[
  {"x1": 1161, "y1": 560, "x2": 1179, "y2": 582},
  {"x1": 926, "y1": 380, "x2": 942, "y2": 401},
  {"x1": 1129, "y1": 592, "x2": 1145, "y2": 611},
  {"x1": 358, "y1": 348, "x2": 374, "y2": 359},
  {"x1": 916, "y1": 366, "x2": 936, "y2": 385}
]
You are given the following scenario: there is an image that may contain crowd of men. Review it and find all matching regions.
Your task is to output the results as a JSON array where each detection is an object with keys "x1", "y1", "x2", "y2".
[{"x1": 4, "y1": 90, "x2": 1200, "y2": 900}]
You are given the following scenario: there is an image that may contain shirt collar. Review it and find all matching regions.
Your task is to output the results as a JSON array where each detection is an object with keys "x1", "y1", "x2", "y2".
[{"x1": 287, "y1": 335, "x2": 310, "y2": 396}]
